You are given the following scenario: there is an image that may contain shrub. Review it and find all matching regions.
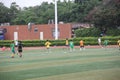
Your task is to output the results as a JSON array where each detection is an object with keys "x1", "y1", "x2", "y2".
[
  {"x1": 75, "y1": 27, "x2": 120, "y2": 37},
  {"x1": 106, "y1": 29, "x2": 120, "y2": 36},
  {"x1": 0, "y1": 36, "x2": 120, "y2": 47},
  {"x1": 75, "y1": 28, "x2": 101, "y2": 37}
]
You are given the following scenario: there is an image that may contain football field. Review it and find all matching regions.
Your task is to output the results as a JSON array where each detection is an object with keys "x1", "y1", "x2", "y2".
[{"x1": 0, "y1": 47, "x2": 120, "y2": 80}]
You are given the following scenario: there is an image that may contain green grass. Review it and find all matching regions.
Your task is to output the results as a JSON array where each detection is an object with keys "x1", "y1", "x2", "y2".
[{"x1": 0, "y1": 48, "x2": 120, "y2": 80}]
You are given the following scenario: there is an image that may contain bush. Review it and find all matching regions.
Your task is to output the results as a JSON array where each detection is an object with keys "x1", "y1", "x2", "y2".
[
  {"x1": 0, "y1": 40, "x2": 11, "y2": 47},
  {"x1": 75, "y1": 28, "x2": 120, "y2": 37},
  {"x1": 106, "y1": 29, "x2": 120, "y2": 36},
  {"x1": 0, "y1": 36, "x2": 120, "y2": 47},
  {"x1": 75, "y1": 28, "x2": 101, "y2": 37}
]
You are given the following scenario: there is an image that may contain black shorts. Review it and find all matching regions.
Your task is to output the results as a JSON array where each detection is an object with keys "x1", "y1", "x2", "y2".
[
  {"x1": 80, "y1": 46, "x2": 84, "y2": 48},
  {"x1": 15, "y1": 45, "x2": 18, "y2": 47},
  {"x1": 47, "y1": 47, "x2": 50, "y2": 49},
  {"x1": 18, "y1": 49, "x2": 22, "y2": 52}
]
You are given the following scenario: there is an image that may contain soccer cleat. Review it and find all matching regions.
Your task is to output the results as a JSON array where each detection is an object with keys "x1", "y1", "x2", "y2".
[
  {"x1": 11, "y1": 56, "x2": 14, "y2": 58},
  {"x1": 19, "y1": 55, "x2": 22, "y2": 57}
]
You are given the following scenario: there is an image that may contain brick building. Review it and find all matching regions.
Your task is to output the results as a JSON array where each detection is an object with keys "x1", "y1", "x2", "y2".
[{"x1": 0, "y1": 23, "x2": 72, "y2": 40}]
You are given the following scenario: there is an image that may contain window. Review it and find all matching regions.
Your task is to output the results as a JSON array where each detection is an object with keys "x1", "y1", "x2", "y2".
[
  {"x1": 52, "y1": 28, "x2": 60, "y2": 38},
  {"x1": 34, "y1": 27, "x2": 38, "y2": 32}
]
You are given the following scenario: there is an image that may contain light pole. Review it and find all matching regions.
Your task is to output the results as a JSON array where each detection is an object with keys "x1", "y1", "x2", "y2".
[{"x1": 55, "y1": 0, "x2": 58, "y2": 40}]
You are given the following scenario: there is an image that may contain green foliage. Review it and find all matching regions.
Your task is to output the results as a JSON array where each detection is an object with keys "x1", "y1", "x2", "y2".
[
  {"x1": 75, "y1": 27, "x2": 120, "y2": 37},
  {"x1": 92, "y1": 0, "x2": 120, "y2": 29},
  {"x1": 75, "y1": 28, "x2": 101, "y2": 37},
  {"x1": 0, "y1": 40, "x2": 11, "y2": 47},
  {"x1": 0, "y1": 0, "x2": 101, "y2": 24},
  {"x1": 106, "y1": 29, "x2": 120, "y2": 36},
  {"x1": 12, "y1": 10, "x2": 39, "y2": 24},
  {"x1": 73, "y1": 0, "x2": 102, "y2": 22},
  {"x1": 0, "y1": 36, "x2": 120, "y2": 47},
  {"x1": 0, "y1": 3, "x2": 9, "y2": 23},
  {"x1": 0, "y1": 0, "x2": 120, "y2": 33}
]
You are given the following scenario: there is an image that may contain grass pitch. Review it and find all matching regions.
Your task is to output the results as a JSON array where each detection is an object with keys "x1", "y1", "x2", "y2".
[{"x1": 0, "y1": 47, "x2": 120, "y2": 80}]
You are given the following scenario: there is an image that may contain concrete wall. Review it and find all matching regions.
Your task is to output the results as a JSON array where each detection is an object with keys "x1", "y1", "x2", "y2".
[{"x1": 1, "y1": 23, "x2": 72, "y2": 40}]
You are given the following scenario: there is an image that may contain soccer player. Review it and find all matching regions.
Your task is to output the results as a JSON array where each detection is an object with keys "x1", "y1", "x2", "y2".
[
  {"x1": 69, "y1": 40, "x2": 74, "y2": 52},
  {"x1": 17, "y1": 41, "x2": 23, "y2": 57},
  {"x1": 64, "y1": 38, "x2": 69, "y2": 53},
  {"x1": 98, "y1": 37, "x2": 102, "y2": 48},
  {"x1": 14, "y1": 40, "x2": 18, "y2": 54},
  {"x1": 10, "y1": 41, "x2": 15, "y2": 58},
  {"x1": 45, "y1": 40, "x2": 51, "y2": 53},
  {"x1": 80, "y1": 40, "x2": 84, "y2": 51},
  {"x1": 117, "y1": 38, "x2": 120, "y2": 50},
  {"x1": 65, "y1": 38, "x2": 69, "y2": 49},
  {"x1": 103, "y1": 40, "x2": 108, "y2": 48}
]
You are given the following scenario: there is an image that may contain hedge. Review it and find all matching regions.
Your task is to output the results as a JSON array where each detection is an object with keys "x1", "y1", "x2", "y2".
[
  {"x1": 75, "y1": 28, "x2": 120, "y2": 37},
  {"x1": 0, "y1": 36, "x2": 120, "y2": 47}
]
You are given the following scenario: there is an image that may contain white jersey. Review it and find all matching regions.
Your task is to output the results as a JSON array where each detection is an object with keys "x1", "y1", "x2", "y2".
[
  {"x1": 98, "y1": 38, "x2": 101, "y2": 43},
  {"x1": 15, "y1": 40, "x2": 18, "y2": 46}
]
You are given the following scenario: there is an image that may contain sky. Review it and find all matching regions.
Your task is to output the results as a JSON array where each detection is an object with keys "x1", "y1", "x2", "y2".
[{"x1": 0, "y1": 0, "x2": 55, "y2": 8}]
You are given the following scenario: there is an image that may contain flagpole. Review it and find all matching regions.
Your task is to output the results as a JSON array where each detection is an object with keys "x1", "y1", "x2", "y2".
[{"x1": 55, "y1": 0, "x2": 58, "y2": 40}]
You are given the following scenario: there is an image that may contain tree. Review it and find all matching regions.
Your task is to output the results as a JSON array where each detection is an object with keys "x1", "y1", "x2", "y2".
[
  {"x1": 12, "y1": 10, "x2": 38, "y2": 25},
  {"x1": 0, "y1": 2, "x2": 9, "y2": 23},
  {"x1": 9, "y1": 2, "x2": 21, "y2": 24},
  {"x1": 74, "y1": 0, "x2": 84, "y2": 4},
  {"x1": 92, "y1": 0, "x2": 120, "y2": 29},
  {"x1": 75, "y1": 28, "x2": 101, "y2": 37},
  {"x1": 72, "y1": 0, "x2": 101, "y2": 23},
  {"x1": 57, "y1": 0, "x2": 75, "y2": 22}
]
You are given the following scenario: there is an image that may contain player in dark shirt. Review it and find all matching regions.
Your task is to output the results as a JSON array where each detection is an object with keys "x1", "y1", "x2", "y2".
[{"x1": 18, "y1": 41, "x2": 23, "y2": 57}]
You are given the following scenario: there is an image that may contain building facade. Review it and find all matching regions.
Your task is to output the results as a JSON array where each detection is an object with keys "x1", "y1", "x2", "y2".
[{"x1": 0, "y1": 23, "x2": 72, "y2": 40}]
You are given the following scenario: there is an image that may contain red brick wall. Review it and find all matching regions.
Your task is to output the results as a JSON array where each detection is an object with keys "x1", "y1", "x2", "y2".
[{"x1": 2, "y1": 23, "x2": 72, "y2": 40}]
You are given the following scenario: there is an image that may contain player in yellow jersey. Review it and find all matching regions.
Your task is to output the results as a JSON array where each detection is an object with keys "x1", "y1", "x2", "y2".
[
  {"x1": 117, "y1": 38, "x2": 120, "y2": 50},
  {"x1": 64, "y1": 38, "x2": 69, "y2": 53},
  {"x1": 45, "y1": 40, "x2": 51, "y2": 53},
  {"x1": 65, "y1": 38, "x2": 69, "y2": 48}
]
